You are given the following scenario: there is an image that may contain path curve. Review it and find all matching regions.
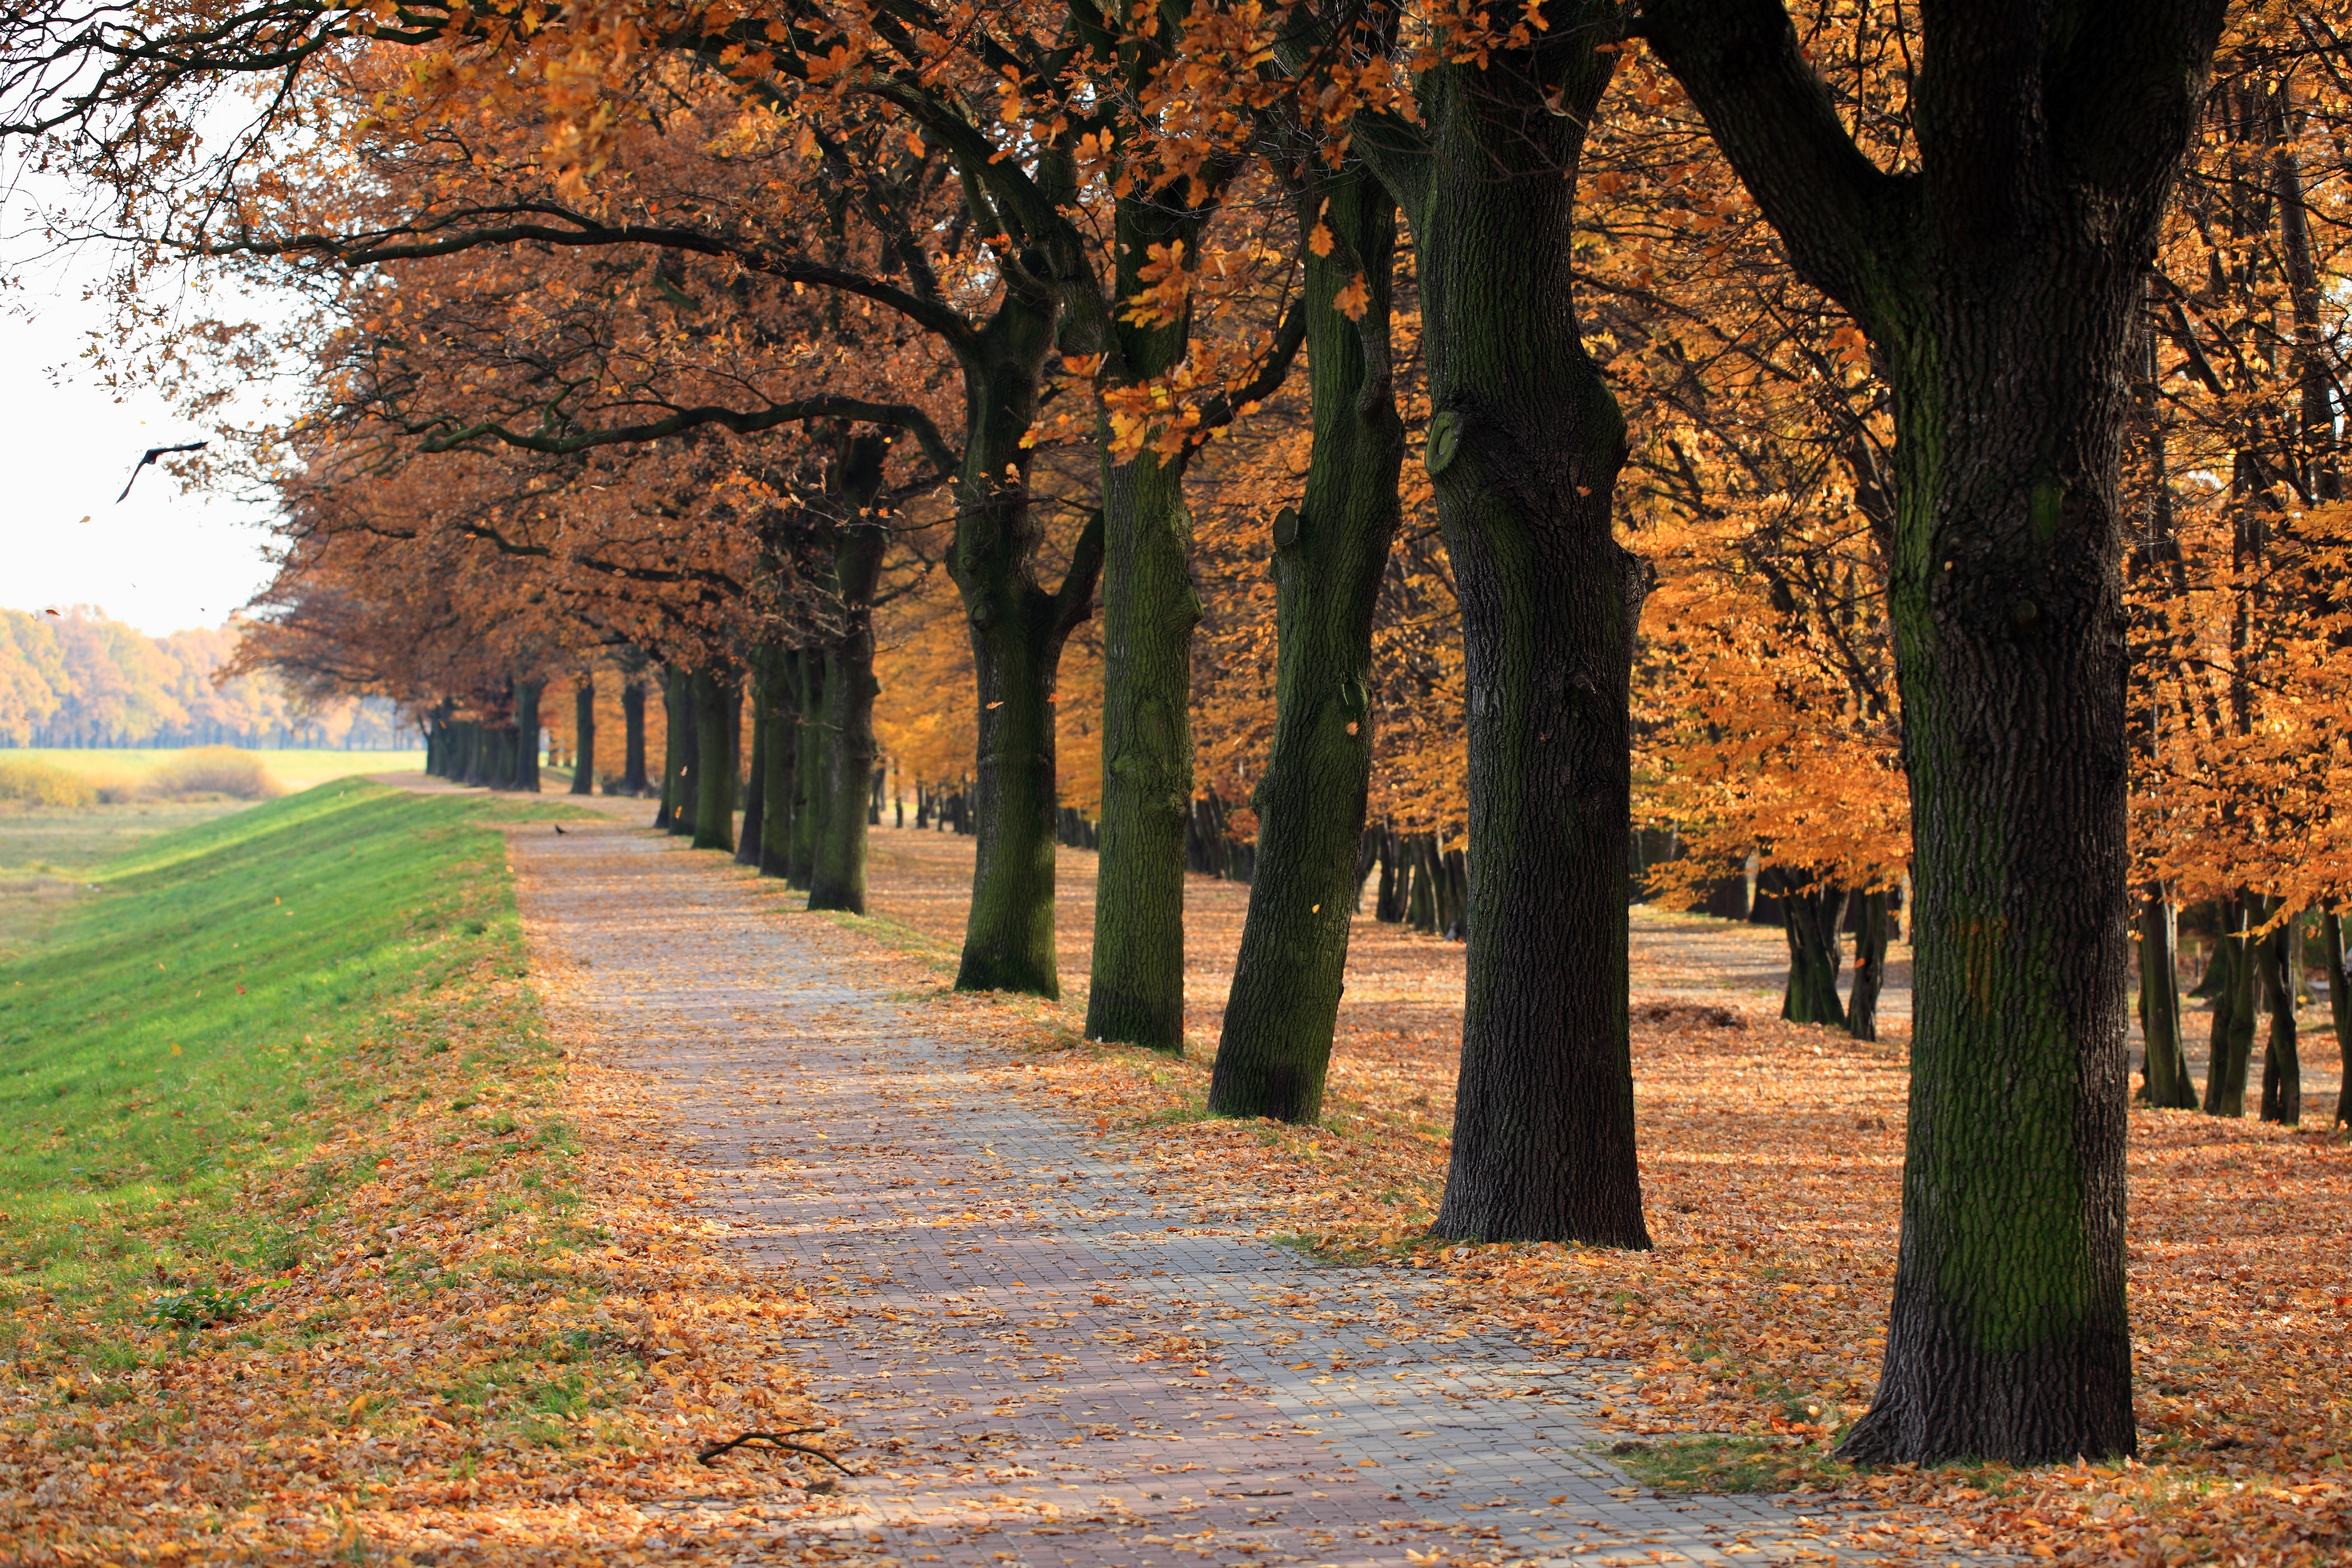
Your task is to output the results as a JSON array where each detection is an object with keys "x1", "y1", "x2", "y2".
[{"x1": 491, "y1": 807, "x2": 1931, "y2": 1567}]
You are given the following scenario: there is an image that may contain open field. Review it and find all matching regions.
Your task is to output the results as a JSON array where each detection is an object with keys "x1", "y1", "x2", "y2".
[{"x1": 8, "y1": 746, "x2": 427, "y2": 791}]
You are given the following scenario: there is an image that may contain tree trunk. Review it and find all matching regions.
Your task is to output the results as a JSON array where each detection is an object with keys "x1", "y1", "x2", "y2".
[
  {"x1": 1367, "y1": 26, "x2": 1650, "y2": 1249},
  {"x1": 944, "y1": 293, "x2": 1105, "y2": 998},
  {"x1": 812, "y1": 450, "x2": 890, "y2": 913},
  {"x1": 2323, "y1": 912, "x2": 2351, "y2": 1127},
  {"x1": 736, "y1": 659, "x2": 769, "y2": 868},
  {"x1": 1849, "y1": 888, "x2": 1889, "y2": 1042},
  {"x1": 1774, "y1": 871, "x2": 1848, "y2": 1028},
  {"x1": 2206, "y1": 899, "x2": 2257, "y2": 1117},
  {"x1": 622, "y1": 676, "x2": 649, "y2": 795},
  {"x1": 692, "y1": 668, "x2": 737, "y2": 853},
  {"x1": 1086, "y1": 185, "x2": 1227, "y2": 1051},
  {"x1": 2254, "y1": 897, "x2": 2300, "y2": 1126},
  {"x1": 513, "y1": 679, "x2": 542, "y2": 793},
  {"x1": 1646, "y1": 0, "x2": 2225, "y2": 1466},
  {"x1": 1375, "y1": 826, "x2": 1402, "y2": 921},
  {"x1": 760, "y1": 647, "x2": 797, "y2": 879},
  {"x1": 2138, "y1": 886, "x2": 2198, "y2": 1109},
  {"x1": 789, "y1": 648, "x2": 825, "y2": 889},
  {"x1": 571, "y1": 677, "x2": 596, "y2": 795},
  {"x1": 669, "y1": 668, "x2": 698, "y2": 837}
]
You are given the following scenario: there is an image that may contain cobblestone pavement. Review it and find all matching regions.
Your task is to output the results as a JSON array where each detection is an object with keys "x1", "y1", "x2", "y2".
[{"x1": 507, "y1": 818, "x2": 1973, "y2": 1568}]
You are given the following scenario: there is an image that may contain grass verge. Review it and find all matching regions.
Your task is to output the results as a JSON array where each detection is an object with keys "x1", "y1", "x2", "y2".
[{"x1": 0, "y1": 783, "x2": 858, "y2": 1565}]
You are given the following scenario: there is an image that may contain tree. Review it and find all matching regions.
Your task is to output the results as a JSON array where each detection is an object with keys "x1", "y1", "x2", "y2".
[{"x1": 1641, "y1": 0, "x2": 2231, "y2": 1465}]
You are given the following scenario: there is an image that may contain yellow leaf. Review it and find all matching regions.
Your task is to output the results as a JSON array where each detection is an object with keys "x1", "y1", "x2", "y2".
[{"x1": 1308, "y1": 223, "x2": 1336, "y2": 258}]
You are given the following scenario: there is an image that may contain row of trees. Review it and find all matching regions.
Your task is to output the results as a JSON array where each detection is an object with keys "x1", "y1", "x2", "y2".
[
  {"x1": 12, "y1": 0, "x2": 2341, "y2": 1466},
  {"x1": 0, "y1": 606, "x2": 412, "y2": 748}
]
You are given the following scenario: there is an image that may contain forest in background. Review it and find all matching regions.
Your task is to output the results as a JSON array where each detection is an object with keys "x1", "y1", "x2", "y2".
[{"x1": 0, "y1": 606, "x2": 415, "y2": 749}]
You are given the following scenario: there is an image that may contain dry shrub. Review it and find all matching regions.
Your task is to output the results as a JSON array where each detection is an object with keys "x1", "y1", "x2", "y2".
[
  {"x1": 0, "y1": 757, "x2": 97, "y2": 809},
  {"x1": 142, "y1": 747, "x2": 283, "y2": 801},
  {"x1": 83, "y1": 769, "x2": 144, "y2": 805}
]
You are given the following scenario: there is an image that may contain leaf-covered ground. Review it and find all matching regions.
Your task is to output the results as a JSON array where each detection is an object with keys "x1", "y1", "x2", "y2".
[
  {"x1": 0, "y1": 785, "x2": 867, "y2": 1565},
  {"x1": 820, "y1": 823, "x2": 2352, "y2": 1565}
]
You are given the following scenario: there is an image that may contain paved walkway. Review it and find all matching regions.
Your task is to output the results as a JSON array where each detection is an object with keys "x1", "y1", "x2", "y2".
[{"x1": 499, "y1": 813, "x2": 1952, "y2": 1567}]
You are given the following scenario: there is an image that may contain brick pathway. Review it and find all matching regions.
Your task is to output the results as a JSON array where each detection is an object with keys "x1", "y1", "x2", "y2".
[{"x1": 506, "y1": 817, "x2": 1971, "y2": 1568}]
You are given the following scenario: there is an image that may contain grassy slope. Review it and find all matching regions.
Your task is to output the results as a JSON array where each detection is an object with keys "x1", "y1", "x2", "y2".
[
  {"x1": 1, "y1": 783, "x2": 851, "y2": 1566},
  {"x1": 0, "y1": 780, "x2": 570, "y2": 1312}
]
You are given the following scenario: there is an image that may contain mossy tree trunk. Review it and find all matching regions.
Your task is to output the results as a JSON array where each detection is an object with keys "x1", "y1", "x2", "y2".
[
  {"x1": 1083, "y1": 180, "x2": 1231, "y2": 1051},
  {"x1": 2139, "y1": 887, "x2": 2198, "y2": 1109},
  {"x1": 692, "y1": 668, "x2": 738, "y2": 854},
  {"x1": 947, "y1": 288, "x2": 1106, "y2": 997},
  {"x1": 811, "y1": 436, "x2": 892, "y2": 914},
  {"x1": 1360, "y1": 14, "x2": 1651, "y2": 1249},
  {"x1": 1209, "y1": 160, "x2": 1405, "y2": 1122},
  {"x1": 571, "y1": 677, "x2": 596, "y2": 796},
  {"x1": 1648, "y1": 0, "x2": 2225, "y2": 1465}
]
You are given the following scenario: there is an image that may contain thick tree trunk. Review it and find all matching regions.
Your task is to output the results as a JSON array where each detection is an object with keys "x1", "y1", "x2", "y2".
[
  {"x1": 1207, "y1": 164, "x2": 1404, "y2": 1117},
  {"x1": 761, "y1": 648, "x2": 797, "y2": 879},
  {"x1": 691, "y1": 669, "x2": 737, "y2": 854},
  {"x1": 669, "y1": 668, "x2": 699, "y2": 837},
  {"x1": 812, "y1": 506, "x2": 889, "y2": 914},
  {"x1": 1647, "y1": 0, "x2": 2223, "y2": 1466},
  {"x1": 622, "y1": 676, "x2": 649, "y2": 795},
  {"x1": 571, "y1": 677, "x2": 596, "y2": 795},
  {"x1": 1849, "y1": 889, "x2": 1889, "y2": 1042},
  {"x1": 1086, "y1": 442, "x2": 1197, "y2": 1048},
  {"x1": 2255, "y1": 897, "x2": 2301, "y2": 1126},
  {"x1": 2138, "y1": 887, "x2": 2198, "y2": 1109},
  {"x1": 789, "y1": 648, "x2": 826, "y2": 889},
  {"x1": 1368, "y1": 31, "x2": 1650, "y2": 1248}
]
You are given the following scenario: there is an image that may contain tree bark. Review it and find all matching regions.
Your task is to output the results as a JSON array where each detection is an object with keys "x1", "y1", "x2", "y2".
[
  {"x1": 811, "y1": 439, "x2": 892, "y2": 913},
  {"x1": 1254, "y1": 119, "x2": 1389, "y2": 974},
  {"x1": 571, "y1": 677, "x2": 597, "y2": 795},
  {"x1": 513, "y1": 679, "x2": 542, "y2": 793},
  {"x1": 2324, "y1": 912, "x2": 2351, "y2": 1127},
  {"x1": 2254, "y1": 896, "x2": 2301, "y2": 1126},
  {"x1": 737, "y1": 658, "x2": 769, "y2": 867},
  {"x1": 622, "y1": 676, "x2": 649, "y2": 795},
  {"x1": 2206, "y1": 899, "x2": 2258, "y2": 1117},
  {"x1": 1361, "y1": 15, "x2": 1651, "y2": 1249},
  {"x1": 1849, "y1": 889, "x2": 1889, "y2": 1042},
  {"x1": 692, "y1": 668, "x2": 737, "y2": 854},
  {"x1": 2138, "y1": 886, "x2": 2198, "y2": 1109},
  {"x1": 789, "y1": 647, "x2": 825, "y2": 889},
  {"x1": 1772, "y1": 869, "x2": 1848, "y2": 1028},
  {"x1": 1646, "y1": 0, "x2": 2227, "y2": 1464},
  {"x1": 760, "y1": 647, "x2": 797, "y2": 879},
  {"x1": 944, "y1": 289, "x2": 1105, "y2": 997}
]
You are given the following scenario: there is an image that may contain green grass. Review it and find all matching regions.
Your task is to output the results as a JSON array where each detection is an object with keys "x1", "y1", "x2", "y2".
[
  {"x1": 1609, "y1": 1435, "x2": 1850, "y2": 1493},
  {"x1": 0, "y1": 779, "x2": 576, "y2": 1313}
]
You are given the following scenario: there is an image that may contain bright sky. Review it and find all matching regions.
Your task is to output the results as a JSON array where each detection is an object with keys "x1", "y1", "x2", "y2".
[{"x1": 0, "y1": 287, "x2": 280, "y2": 638}]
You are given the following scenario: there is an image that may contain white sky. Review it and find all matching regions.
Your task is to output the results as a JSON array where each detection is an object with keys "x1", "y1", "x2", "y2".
[{"x1": 0, "y1": 289, "x2": 279, "y2": 638}]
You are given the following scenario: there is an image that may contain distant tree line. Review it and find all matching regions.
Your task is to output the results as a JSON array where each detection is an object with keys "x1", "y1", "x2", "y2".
[{"x1": 0, "y1": 606, "x2": 415, "y2": 750}]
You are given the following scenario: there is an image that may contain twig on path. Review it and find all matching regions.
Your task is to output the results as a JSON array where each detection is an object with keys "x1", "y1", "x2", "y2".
[{"x1": 695, "y1": 1426, "x2": 856, "y2": 1470}]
